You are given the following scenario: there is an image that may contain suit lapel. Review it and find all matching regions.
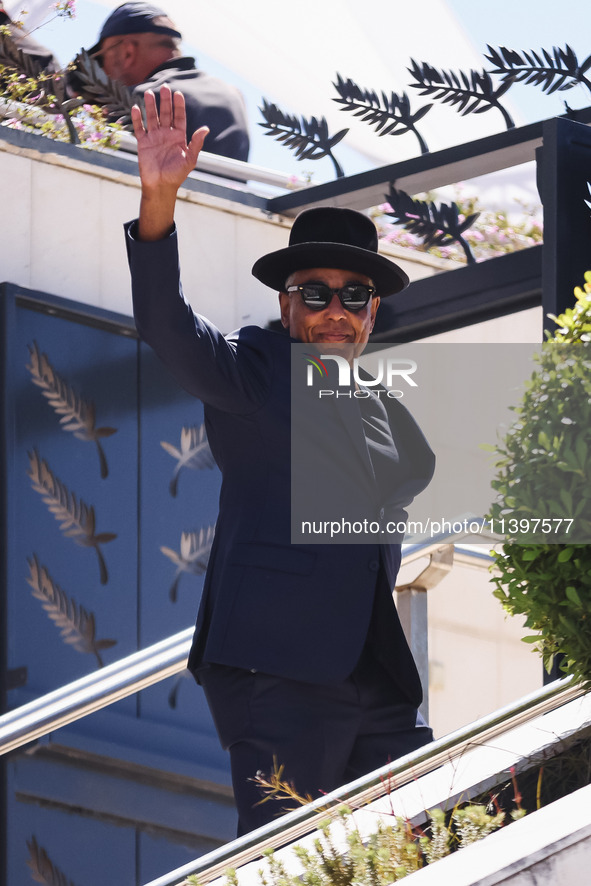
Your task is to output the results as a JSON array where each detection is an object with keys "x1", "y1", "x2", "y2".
[{"x1": 333, "y1": 389, "x2": 377, "y2": 484}]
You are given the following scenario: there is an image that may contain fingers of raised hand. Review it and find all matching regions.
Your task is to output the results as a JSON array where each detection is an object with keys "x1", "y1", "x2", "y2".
[
  {"x1": 130, "y1": 103, "x2": 145, "y2": 139},
  {"x1": 158, "y1": 84, "x2": 174, "y2": 129},
  {"x1": 172, "y1": 89, "x2": 188, "y2": 134},
  {"x1": 189, "y1": 125, "x2": 210, "y2": 163},
  {"x1": 139, "y1": 87, "x2": 187, "y2": 136},
  {"x1": 143, "y1": 88, "x2": 160, "y2": 130}
]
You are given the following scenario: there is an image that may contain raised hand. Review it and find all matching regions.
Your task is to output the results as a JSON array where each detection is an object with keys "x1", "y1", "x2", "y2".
[{"x1": 132, "y1": 86, "x2": 209, "y2": 241}]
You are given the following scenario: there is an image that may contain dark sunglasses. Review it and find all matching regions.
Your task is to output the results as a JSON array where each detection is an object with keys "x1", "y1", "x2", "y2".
[
  {"x1": 286, "y1": 283, "x2": 375, "y2": 312},
  {"x1": 89, "y1": 38, "x2": 126, "y2": 67}
]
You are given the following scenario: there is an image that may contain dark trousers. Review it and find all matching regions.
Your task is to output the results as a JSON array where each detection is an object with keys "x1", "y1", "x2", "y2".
[{"x1": 198, "y1": 647, "x2": 433, "y2": 835}]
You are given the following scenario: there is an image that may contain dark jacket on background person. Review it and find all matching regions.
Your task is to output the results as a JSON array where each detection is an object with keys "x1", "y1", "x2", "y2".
[
  {"x1": 0, "y1": 8, "x2": 249, "y2": 163},
  {"x1": 129, "y1": 57, "x2": 249, "y2": 162}
]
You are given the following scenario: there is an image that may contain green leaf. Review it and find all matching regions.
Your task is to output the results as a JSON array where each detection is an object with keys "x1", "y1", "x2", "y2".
[
  {"x1": 559, "y1": 613, "x2": 577, "y2": 632},
  {"x1": 565, "y1": 585, "x2": 583, "y2": 606},
  {"x1": 557, "y1": 547, "x2": 574, "y2": 562}
]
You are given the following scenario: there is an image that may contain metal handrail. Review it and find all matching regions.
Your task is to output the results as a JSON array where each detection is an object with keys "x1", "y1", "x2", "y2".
[
  {"x1": 0, "y1": 627, "x2": 193, "y2": 756},
  {"x1": 0, "y1": 540, "x2": 583, "y2": 886},
  {"x1": 115, "y1": 130, "x2": 313, "y2": 189},
  {"x1": 400, "y1": 541, "x2": 495, "y2": 569},
  {"x1": 0, "y1": 542, "x2": 492, "y2": 758},
  {"x1": 143, "y1": 675, "x2": 586, "y2": 886},
  {"x1": 0, "y1": 99, "x2": 313, "y2": 190},
  {"x1": 0, "y1": 540, "x2": 490, "y2": 756}
]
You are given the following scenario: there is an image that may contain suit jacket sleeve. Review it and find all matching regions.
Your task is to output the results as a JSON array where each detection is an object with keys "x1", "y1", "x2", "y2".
[{"x1": 124, "y1": 220, "x2": 271, "y2": 413}]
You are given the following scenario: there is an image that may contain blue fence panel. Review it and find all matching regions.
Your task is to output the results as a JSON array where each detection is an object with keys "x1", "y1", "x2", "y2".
[{"x1": 1, "y1": 284, "x2": 234, "y2": 886}]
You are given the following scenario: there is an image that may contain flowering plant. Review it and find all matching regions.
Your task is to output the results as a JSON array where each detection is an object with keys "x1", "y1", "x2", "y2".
[
  {"x1": 51, "y1": 1, "x2": 76, "y2": 18},
  {"x1": 372, "y1": 186, "x2": 543, "y2": 264},
  {"x1": 0, "y1": 2, "x2": 123, "y2": 148}
]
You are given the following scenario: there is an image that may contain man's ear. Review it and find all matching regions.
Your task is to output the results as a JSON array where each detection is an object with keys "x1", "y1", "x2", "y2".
[
  {"x1": 278, "y1": 291, "x2": 290, "y2": 329},
  {"x1": 120, "y1": 37, "x2": 140, "y2": 77},
  {"x1": 369, "y1": 295, "x2": 380, "y2": 331}
]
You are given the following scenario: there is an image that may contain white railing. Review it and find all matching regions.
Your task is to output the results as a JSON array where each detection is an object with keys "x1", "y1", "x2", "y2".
[
  {"x1": 143, "y1": 675, "x2": 585, "y2": 886},
  {"x1": 0, "y1": 98, "x2": 314, "y2": 192}
]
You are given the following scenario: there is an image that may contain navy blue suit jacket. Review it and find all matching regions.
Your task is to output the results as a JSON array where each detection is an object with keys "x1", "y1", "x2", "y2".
[{"x1": 126, "y1": 224, "x2": 435, "y2": 704}]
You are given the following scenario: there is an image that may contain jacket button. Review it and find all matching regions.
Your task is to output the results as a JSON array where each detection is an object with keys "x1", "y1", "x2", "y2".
[{"x1": 369, "y1": 559, "x2": 380, "y2": 572}]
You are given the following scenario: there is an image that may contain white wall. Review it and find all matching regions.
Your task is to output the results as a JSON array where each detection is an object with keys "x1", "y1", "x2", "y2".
[
  {"x1": 0, "y1": 134, "x2": 447, "y2": 331},
  {"x1": 397, "y1": 555, "x2": 542, "y2": 739}
]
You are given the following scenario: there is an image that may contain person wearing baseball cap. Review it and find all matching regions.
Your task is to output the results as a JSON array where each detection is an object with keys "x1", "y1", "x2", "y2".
[
  {"x1": 85, "y1": 2, "x2": 249, "y2": 161},
  {"x1": 125, "y1": 88, "x2": 435, "y2": 834}
]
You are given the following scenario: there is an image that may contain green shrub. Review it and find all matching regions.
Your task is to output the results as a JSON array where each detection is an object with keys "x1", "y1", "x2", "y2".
[{"x1": 489, "y1": 275, "x2": 591, "y2": 684}]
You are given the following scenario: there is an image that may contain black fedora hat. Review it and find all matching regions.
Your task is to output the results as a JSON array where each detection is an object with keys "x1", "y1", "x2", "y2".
[{"x1": 252, "y1": 206, "x2": 409, "y2": 297}]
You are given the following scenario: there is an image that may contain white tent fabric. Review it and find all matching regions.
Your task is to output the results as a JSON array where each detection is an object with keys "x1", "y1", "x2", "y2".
[
  {"x1": 6, "y1": 0, "x2": 524, "y2": 167},
  {"x1": 5, "y1": 0, "x2": 52, "y2": 29},
  {"x1": 4, "y1": 0, "x2": 550, "y2": 207}
]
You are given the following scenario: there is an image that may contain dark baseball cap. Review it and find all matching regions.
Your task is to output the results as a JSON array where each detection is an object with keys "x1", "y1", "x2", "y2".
[{"x1": 88, "y1": 2, "x2": 182, "y2": 55}]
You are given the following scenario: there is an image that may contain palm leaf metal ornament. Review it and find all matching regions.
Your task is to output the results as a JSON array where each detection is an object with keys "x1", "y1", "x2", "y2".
[
  {"x1": 384, "y1": 186, "x2": 480, "y2": 265},
  {"x1": 27, "y1": 835, "x2": 79, "y2": 886},
  {"x1": 407, "y1": 59, "x2": 514, "y2": 130},
  {"x1": 27, "y1": 556, "x2": 117, "y2": 668},
  {"x1": 69, "y1": 49, "x2": 138, "y2": 128},
  {"x1": 26, "y1": 341, "x2": 117, "y2": 479},
  {"x1": 484, "y1": 44, "x2": 591, "y2": 96},
  {"x1": 0, "y1": 32, "x2": 85, "y2": 142},
  {"x1": 27, "y1": 450, "x2": 117, "y2": 585},
  {"x1": 160, "y1": 526, "x2": 215, "y2": 602},
  {"x1": 167, "y1": 669, "x2": 192, "y2": 710},
  {"x1": 160, "y1": 424, "x2": 215, "y2": 497},
  {"x1": 332, "y1": 73, "x2": 431, "y2": 154},
  {"x1": 259, "y1": 98, "x2": 348, "y2": 178}
]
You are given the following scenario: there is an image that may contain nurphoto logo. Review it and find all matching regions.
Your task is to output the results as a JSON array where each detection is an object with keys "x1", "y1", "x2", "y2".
[{"x1": 304, "y1": 353, "x2": 418, "y2": 398}]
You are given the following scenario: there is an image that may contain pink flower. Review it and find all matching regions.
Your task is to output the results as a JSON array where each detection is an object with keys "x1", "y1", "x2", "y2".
[{"x1": 52, "y1": 0, "x2": 76, "y2": 18}]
